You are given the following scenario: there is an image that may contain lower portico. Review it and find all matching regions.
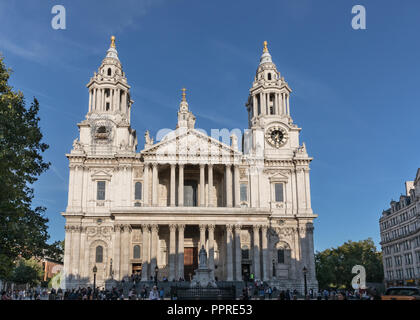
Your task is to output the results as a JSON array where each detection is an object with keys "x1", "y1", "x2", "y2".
[{"x1": 110, "y1": 208, "x2": 271, "y2": 283}]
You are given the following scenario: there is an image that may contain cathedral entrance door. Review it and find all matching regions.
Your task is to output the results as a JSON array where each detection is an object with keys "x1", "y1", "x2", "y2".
[
  {"x1": 132, "y1": 263, "x2": 142, "y2": 276},
  {"x1": 184, "y1": 247, "x2": 198, "y2": 281},
  {"x1": 184, "y1": 180, "x2": 197, "y2": 207}
]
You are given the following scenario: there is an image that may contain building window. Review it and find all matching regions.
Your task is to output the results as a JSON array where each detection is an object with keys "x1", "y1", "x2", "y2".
[
  {"x1": 97, "y1": 181, "x2": 105, "y2": 200},
  {"x1": 107, "y1": 68, "x2": 111, "y2": 76},
  {"x1": 135, "y1": 182, "x2": 142, "y2": 200},
  {"x1": 240, "y1": 184, "x2": 247, "y2": 202},
  {"x1": 96, "y1": 246, "x2": 103, "y2": 263},
  {"x1": 133, "y1": 245, "x2": 141, "y2": 259},
  {"x1": 277, "y1": 249, "x2": 285, "y2": 264},
  {"x1": 268, "y1": 73, "x2": 272, "y2": 80},
  {"x1": 274, "y1": 183, "x2": 284, "y2": 202},
  {"x1": 241, "y1": 245, "x2": 249, "y2": 260}
]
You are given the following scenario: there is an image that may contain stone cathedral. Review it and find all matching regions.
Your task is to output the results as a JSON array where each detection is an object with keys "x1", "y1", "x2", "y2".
[{"x1": 62, "y1": 37, "x2": 318, "y2": 291}]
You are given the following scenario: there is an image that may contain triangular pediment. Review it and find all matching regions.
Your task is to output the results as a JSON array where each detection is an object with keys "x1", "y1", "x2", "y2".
[
  {"x1": 267, "y1": 170, "x2": 290, "y2": 182},
  {"x1": 141, "y1": 128, "x2": 241, "y2": 159},
  {"x1": 91, "y1": 169, "x2": 112, "y2": 181}
]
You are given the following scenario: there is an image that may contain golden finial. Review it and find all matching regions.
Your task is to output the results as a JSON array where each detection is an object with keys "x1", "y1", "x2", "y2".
[
  {"x1": 110, "y1": 35, "x2": 116, "y2": 48},
  {"x1": 263, "y1": 40, "x2": 268, "y2": 53},
  {"x1": 181, "y1": 88, "x2": 186, "y2": 101}
]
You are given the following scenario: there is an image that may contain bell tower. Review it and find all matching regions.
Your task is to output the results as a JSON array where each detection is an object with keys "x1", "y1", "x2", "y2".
[
  {"x1": 74, "y1": 36, "x2": 137, "y2": 154},
  {"x1": 246, "y1": 41, "x2": 292, "y2": 129},
  {"x1": 244, "y1": 41, "x2": 299, "y2": 157}
]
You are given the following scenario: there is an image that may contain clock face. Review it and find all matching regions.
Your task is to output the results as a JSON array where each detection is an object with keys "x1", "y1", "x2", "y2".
[{"x1": 265, "y1": 126, "x2": 288, "y2": 148}]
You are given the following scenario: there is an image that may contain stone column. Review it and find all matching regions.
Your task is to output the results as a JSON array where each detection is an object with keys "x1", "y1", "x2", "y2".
[
  {"x1": 63, "y1": 225, "x2": 72, "y2": 287},
  {"x1": 141, "y1": 224, "x2": 150, "y2": 281},
  {"x1": 170, "y1": 164, "x2": 176, "y2": 207},
  {"x1": 234, "y1": 165, "x2": 240, "y2": 207},
  {"x1": 225, "y1": 165, "x2": 233, "y2": 207},
  {"x1": 152, "y1": 163, "x2": 158, "y2": 206},
  {"x1": 200, "y1": 164, "x2": 205, "y2": 207},
  {"x1": 234, "y1": 225, "x2": 242, "y2": 281},
  {"x1": 199, "y1": 224, "x2": 206, "y2": 249},
  {"x1": 79, "y1": 227, "x2": 86, "y2": 279},
  {"x1": 226, "y1": 225, "x2": 234, "y2": 281},
  {"x1": 261, "y1": 225, "x2": 269, "y2": 281},
  {"x1": 208, "y1": 164, "x2": 213, "y2": 207},
  {"x1": 143, "y1": 163, "x2": 149, "y2": 206},
  {"x1": 122, "y1": 225, "x2": 131, "y2": 279},
  {"x1": 177, "y1": 224, "x2": 185, "y2": 280},
  {"x1": 72, "y1": 226, "x2": 81, "y2": 284},
  {"x1": 88, "y1": 90, "x2": 92, "y2": 112},
  {"x1": 92, "y1": 89, "x2": 96, "y2": 111},
  {"x1": 178, "y1": 164, "x2": 184, "y2": 206},
  {"x1": 208, "y1": 224, "x2": 215, "y2": 280},
  {"x1": 113, "y1": 225, "x2": 121, "y2": 280},
  {"x1": 253, "y1": 225, "x2": 261, "y2": 280},
  {"x1": 150, "y1": 224, "x2": 159, "y2": 279},
  {"x1": 169, "y1": 224, "x2": 177, "y2": 281}
]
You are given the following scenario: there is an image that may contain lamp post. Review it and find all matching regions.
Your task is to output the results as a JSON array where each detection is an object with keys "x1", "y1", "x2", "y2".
[
  {"x1": 303, "y1": 266, "x2": 308, "y2": 298},
  {"x1": 154, "y1": 266, "x2": 159, "y2": 286},
  {"x1": 93, "y1": 265, "x2": 97, "y2": 298}
]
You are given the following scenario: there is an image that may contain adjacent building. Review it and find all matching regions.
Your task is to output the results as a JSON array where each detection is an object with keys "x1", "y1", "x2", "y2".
[
  {"x1": 380, "y1": 169, "x2": 420, "y2": 287},
  {"x1": 62, "y1": 37, "x2": 318, "y2": 291}
]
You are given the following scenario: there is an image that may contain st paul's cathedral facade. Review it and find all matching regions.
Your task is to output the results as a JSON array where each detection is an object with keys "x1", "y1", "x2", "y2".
[{"x1": 62, "y1": 37, "x2": 318, "y2": 291}]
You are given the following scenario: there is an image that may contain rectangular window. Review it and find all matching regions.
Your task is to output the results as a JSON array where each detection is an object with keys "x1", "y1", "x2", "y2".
[
  {"x1": 135, "y1": 182, "x2": 142, "y2": 200},
  {"x1": 240, "y1": 184, "x2": 247, "y2": 202},
  {"x1": 97, "y1": 181, "x2": 106, "y2": 200},
  {"x1": 277, "y1": 249, "x2": 285, "y2": 264},
  {"x1": 275, "y1": 183, "x2": 284, "y2": 202}
]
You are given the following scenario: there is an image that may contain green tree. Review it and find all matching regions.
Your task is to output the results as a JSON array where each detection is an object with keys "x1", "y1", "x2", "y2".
[
  {"x1": 0, "y1": 55, "x2": 61, "y2": 279},
  {"x1": 10, "y1": 258, "x2": 43, "y2": 286},
  {"x1": 315, "y1": 238, "x2": 383, "y2": 289}
]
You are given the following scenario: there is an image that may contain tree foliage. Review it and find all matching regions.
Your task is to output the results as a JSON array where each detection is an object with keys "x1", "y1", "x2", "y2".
[
  {"x1": 10, "y1": 258, "x2": 44, "y2": 286},
  {"x1": 315, "y1": 238, "x2": 383, "y2": 289},
  {"x1": 0, "y1": 55, "x2": 62, "y2": 279}
]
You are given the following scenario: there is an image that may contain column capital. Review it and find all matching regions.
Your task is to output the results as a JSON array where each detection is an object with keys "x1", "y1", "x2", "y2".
[
  {"x1": 169, "y1": 224, "x2": 177, "y2": 232},
  {"x1": 208, "y1": 224, "x2": 215, "y2": 232},
  {"x1": 170, "y1": 163, "x2": 176, "y2": 168},
  {"x1": 261, "y1": 225, "x2": 268, "y2": 232},
  {"x1": 152, "y1": 162, "x2": 158, "y2": 168},
  {"x1": 178, "y1": 164, "x2": 184, "y2": 169},
  {"x1": 199, "y1": 224, "x2": 207, "y2": 232},
  {"x1": 208, "y1": 163, "x2": 213, "y2": 168},
  {"x1": 122, "y1": 224, "x2": 132, "y2": 233},
  {"x1": 177, "y1": 224, "x2": 185, "y2": 231},
  {"x1": 141, "y1": 224, "x2": 150, "y2": 232},
  {"x1": 226, "y1": 224, "x2": 234, "y2": 233},
  {"x1": 151, "y1": 224, "x2": 159, "y2": 232},
  {"x1": 234, "y1": 224, "x2": 242, "y2": 232},
  {"x1": 253, "y1": 225, "x2": 261, "y2": 232}
]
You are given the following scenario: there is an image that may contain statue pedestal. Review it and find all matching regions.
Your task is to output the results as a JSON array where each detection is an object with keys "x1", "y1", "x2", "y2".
[
  {"x1": 191, "y1": 268, "x2": 217, "y2": 288},
  {"x1": 191, "y1": 245, "x2": 217, "y2": 288}
]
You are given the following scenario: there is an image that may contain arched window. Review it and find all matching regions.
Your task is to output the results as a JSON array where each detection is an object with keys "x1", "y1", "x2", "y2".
[
  {"x1": 133, "y1": 245, "x2": 141, "y2": 259},
  {"x1": 96, "y1": 246, "x2": 103, "y2": 263},
  {"x1": 135, "y1": 182, "x2": 142, "y2": 200},
  {"x1": 268, "y1": 73, "x2": 272, "y2": 80},
  {"x1": 107, "y1": 68, "x2": 111, "y2": 76}
]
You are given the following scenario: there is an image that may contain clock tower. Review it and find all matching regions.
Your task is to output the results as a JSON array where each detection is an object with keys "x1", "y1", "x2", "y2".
[{"x1": 245, "y1": 41, "x2": 304, "y2": 160}]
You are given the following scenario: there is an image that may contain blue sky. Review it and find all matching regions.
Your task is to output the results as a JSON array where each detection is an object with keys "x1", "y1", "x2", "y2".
[{"x1": 1, "y1": 0, "x2": 419, "y2": 252}]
